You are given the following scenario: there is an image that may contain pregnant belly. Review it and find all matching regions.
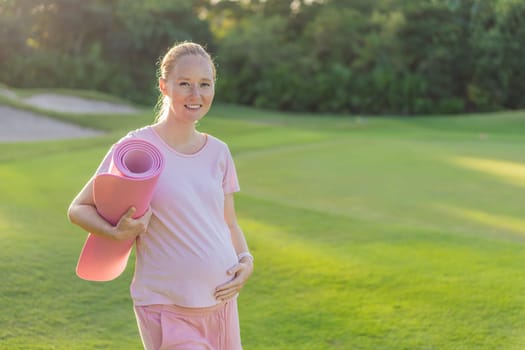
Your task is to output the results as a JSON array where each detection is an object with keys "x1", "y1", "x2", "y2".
[{"x1": 131, "y1": 246, "x2": 238, "y2": 307}]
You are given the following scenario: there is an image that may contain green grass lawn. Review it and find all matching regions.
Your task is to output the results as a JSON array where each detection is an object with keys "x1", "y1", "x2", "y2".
[{"x1": 1, "y1": 96, "x2": 525, "y2": 349}]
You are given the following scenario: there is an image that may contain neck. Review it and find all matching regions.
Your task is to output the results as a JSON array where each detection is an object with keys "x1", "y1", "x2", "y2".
[
  {"x1": 160, "y1": 117, "x2": 197, "y2": 144},
  {"x1": 154, "y1": 117, "x2": 205, "y2": 154}
]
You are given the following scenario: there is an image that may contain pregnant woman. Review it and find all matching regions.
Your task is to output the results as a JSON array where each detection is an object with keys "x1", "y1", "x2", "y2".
[{"x1": 68, "y1": 41, "x2": 254, "y2": 350}]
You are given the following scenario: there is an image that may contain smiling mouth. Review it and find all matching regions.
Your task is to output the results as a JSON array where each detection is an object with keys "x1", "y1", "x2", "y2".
[{"x1": 185, "y1": 104, "x2": 202, "y2": 110}]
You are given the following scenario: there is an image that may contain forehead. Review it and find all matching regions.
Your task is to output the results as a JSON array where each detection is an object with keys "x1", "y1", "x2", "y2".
[{"x1": 171, "y1": 55, "x2": 214, "y2": 80}]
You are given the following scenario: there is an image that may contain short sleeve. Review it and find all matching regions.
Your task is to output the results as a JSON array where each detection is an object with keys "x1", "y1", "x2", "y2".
[
  {"x1": 94, "y1": 146, "x2": 114, "y2": 175},
  {"x1": 93, "y1": 131, "x2": 135, "y2": 176},
  {"x1": 222, "y1": 147, "x2": 240, "y2": 194}
]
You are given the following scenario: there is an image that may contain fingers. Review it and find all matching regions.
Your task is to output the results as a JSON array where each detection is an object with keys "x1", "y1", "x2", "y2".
[
  {"x1": 227, "y1": 263, "x2": 243, "y2": 276},
  {"x1": 135, "y1": 207, "x2": 153, "y2": 229},
  {"x1": 113, "y1": 206, "x2": 151, "y2": 240},
  {"x1": 215, "y1": 289, "x2": 239, "y2": 302},
  {"x1": 214, "y1": 279, "x2": 241, "y2": 301},
  {"x1": 141, "y1": 206, "x2": 153, "y2": 221},
  {"x1": 117, "y1": 206, "x2": 136, "y2": 227},
  {"x1": 124, "y1": 206, "x2": 152, "y2": 223},
  {"x1": 125, "y1": 206, "x2": 136, "y2": 218},
  {"x1": 214, "y1": 263, "x2": 252, "y2": 301},
  {"x1": 129, "y1": 206, "x2": 153, "y2": 221}
]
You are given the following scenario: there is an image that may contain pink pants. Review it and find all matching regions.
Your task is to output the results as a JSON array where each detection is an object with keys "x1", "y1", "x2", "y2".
[{"x1": 134, "y1": 299, "x2": 243, "y2": 350}]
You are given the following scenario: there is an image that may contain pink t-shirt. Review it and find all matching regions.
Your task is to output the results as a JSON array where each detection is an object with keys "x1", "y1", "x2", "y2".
[{"x1": 96, "y1": 126, "x2": 240, "y2": 307}]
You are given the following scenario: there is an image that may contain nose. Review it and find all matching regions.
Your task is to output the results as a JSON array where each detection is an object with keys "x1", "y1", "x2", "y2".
[{"x1": 189, "y1": 85, "x2": 199, "y2": 97}]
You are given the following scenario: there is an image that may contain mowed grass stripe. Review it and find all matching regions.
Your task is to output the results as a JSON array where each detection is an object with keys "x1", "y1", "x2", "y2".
[{"x1": 234, "y1": 135, "x2": 525, "y2": 242}]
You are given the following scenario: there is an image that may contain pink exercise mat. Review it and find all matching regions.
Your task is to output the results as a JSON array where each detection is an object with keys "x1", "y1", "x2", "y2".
[{"x1": 76, "y1": 138, "x2": 165, "y2": 281}]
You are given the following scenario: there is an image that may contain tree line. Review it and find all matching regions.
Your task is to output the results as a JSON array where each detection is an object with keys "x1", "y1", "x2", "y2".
[{"x1": 1, "y1": 0, "x2": 524, "y2": 115}]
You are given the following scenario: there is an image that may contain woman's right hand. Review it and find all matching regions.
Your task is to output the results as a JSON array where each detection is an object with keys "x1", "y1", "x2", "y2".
[{"x1": 112, "y1": 206, "x2": 153, "y2": 241}]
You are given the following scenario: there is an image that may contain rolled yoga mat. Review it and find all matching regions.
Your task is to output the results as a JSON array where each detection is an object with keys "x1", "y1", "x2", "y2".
[{"x1": 76, "y1": 138, "x2": 165, "y2": 281}]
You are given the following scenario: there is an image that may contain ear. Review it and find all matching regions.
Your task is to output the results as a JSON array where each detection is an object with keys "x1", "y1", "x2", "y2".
[{"x1": 159, "y1": 78, "x2": 168, "y2": 96}]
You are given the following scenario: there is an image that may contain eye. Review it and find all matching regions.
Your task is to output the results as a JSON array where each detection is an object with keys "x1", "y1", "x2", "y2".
[
  {"x1": 179, "y1": 81, "x2": 190, "y2": 87},
  {"x1": 200, "y1": 82, "x2": 211, "y2": 88}
]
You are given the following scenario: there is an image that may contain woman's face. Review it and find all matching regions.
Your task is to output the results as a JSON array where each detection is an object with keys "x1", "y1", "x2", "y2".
[{"x1": 160, "y1": 54, "x2": 215, "y2": 124}]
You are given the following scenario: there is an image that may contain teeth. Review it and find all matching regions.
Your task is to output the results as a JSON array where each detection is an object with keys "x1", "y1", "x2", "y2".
[{"x1": 186, "y1": 104, "x2": 201, "y2": 109}]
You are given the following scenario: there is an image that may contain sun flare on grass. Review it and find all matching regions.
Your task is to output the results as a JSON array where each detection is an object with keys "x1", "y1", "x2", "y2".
[
  {"x1": 449, "y1": 156, "x2": 525, "y2": 188},
  {"x1": 437, "y1": 204, "x2": 525, "y2": 237}
]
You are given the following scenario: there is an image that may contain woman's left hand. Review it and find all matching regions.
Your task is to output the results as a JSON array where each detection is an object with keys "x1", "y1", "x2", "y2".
[{"x1": 214, "y1": 259, "x2": 254, "y2": 302}]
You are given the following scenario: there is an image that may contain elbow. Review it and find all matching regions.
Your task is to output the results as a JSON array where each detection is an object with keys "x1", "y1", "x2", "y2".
[{"x1": 67, "y1": 204, "x2": 78, "y2": 225}]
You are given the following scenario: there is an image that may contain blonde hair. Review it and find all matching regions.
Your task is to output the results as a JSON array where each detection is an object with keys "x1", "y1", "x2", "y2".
[{"x1": 155, "y1": 42, "x2": 216, "y2": 122}]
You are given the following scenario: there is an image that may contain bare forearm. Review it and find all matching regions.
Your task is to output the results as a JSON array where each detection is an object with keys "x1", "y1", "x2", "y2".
[
  {"x1": 224, "y1": 193, "x2": 252, "y2": 262},
  {"x1": 229, "y1": 222, "x2": 250, "y2": 256},
  {"x1": 68, "y1": 204, "x2": 116, "y2": 239}
]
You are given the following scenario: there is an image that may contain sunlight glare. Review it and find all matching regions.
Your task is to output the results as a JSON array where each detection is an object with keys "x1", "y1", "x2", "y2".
[
  {"x1": 449, "y1": 156, "x2": 525, "y2": 188},
  {"x1": 437, "y1": 204, "x2": 525, "y2": 236}
]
